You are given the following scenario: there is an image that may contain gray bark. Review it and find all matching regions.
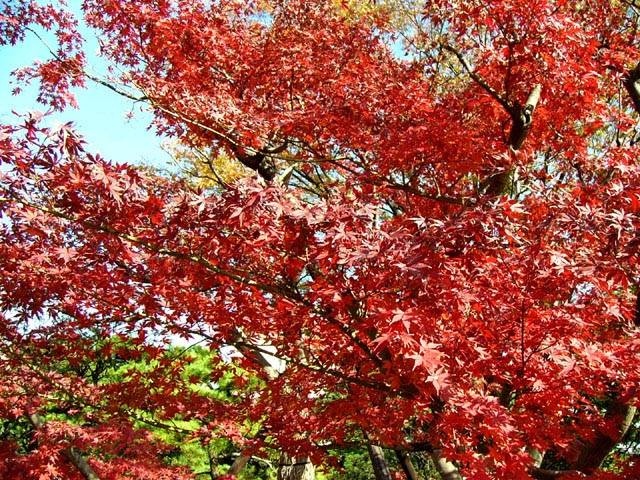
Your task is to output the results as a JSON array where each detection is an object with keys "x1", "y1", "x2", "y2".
[
  {"x1": 624, "y1": 62, "x2": 640, "y2": 114},
  {"x1": 367, "y1": 444, "x2": 393, "y2": 480},
  {"x1": 65, "y1": 447, "x2": 101, "y2": 480},
  {"x1": 395, "y1": 449, "x2": 420, "y2": 480},
  {"x1": 431, "y1": 449, "x2": 462, "y2": 480},
  {"x1": 277, "y1": 453, "x2": 315, "y2": 480},
  {"x1": 234, "y1": 338, "x2": 314, "y2": 479},
  {"x1": 227, "y1": 454, "x2": 250, "y2": 475},
  {"x1": 28, "y1": 413, "x2": 101, "y2": 480},
  {"x1": 509, "y1": 84, "x2": 542, "y2": 149}
]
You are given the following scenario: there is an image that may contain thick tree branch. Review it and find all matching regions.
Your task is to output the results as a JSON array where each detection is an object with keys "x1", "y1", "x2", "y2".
[
  {"x1": 530, "y1": 467, "x2": 577, "y2": 479},
  {"x1": 228, "y1": 142, "x2": 281, "y2": 181},
  {"x1": 386, "y1": 180, "x2": 476, "y2": 206},
  {"x1": 28, "y1": 413, "x2": 101, "y2": 480},
  {"x1": 231, "y1": 340, "x2": 390, "y2": 393},
  {"x1": 366, "y1": 443, "x2": 393, "y2": 480},
  {"x1": 28, "y1": 24, "x2": 284, "y2": 182},
  {"x1": 624, "y1": 62, "x2": 640, "y2": 114},
  {"x1": 479, "y1": 169, "x2": 514, "y2": 196},
  {"x1": 228, "y1": 454, "x2": 251, "y2": 476},
  {"x1": 12, "y1": 190, "x2": 394, "y2": 393},
  {"x1": 568, "y1": 399, "x2": 635, "y2": 473},
  {"x1": 430, "y1": 449, "x2": 462, "y2": 480},
  {"x1": 395, "y1": 450, "x2": 420, "y2": 480},
  {"x1": 532, "y1": 400, "x2": 638, "y2": 479},
  {"x1": 442, "y1": 43, "x2": 542, "y2": 150},
  {"x1": 509, "y1": 84, "x2": 542, "y2": 150}
]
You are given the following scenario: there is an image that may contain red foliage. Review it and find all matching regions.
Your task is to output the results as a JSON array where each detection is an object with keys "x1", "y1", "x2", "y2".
[{"x1": 1, "y1": 1, "x2": 640, "y2": 479}]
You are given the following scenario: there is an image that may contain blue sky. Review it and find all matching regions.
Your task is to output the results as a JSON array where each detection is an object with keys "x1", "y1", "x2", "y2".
[
  {"x1": 0, "y1": 19, "x2": 172, "y2": 169},
  {"x1": 0, "y1": 4, "x2": 411, "y2": 171}
]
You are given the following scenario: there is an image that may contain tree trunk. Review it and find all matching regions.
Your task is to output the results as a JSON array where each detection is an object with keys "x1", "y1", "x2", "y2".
[
  {"x1": 227, "y1": 454, "x2": 250, "y2": 475},
  {"x1": 28, "y1": 413, "x2": 101, "y2": 480},
  {"x1": 509, "y1": 84, "x2": 542, "y2": 150},
  {"x1": 568, "y1": 401, "x2": 637, "y2": 474},
  {"x1": 530, "y1": 403, "x2": 637, "y2": 479},
  {"x1": 624, "y1": 62, "x2": 640, "y2": 114},
  {"x1": 236, "y1": 339, "x2": 316, "y2": 479},
  {"x1": 395, "y1": 449, "x2": 420, "y2": 480},
  {"x1": 277, "y1": 453, "x2": 315, "y2": 480},
  {"x1": 431, "y1": 449, "x2": 461, "y2": 480},
  {"x1": 367, "y1": 444, "x2": 393, "y2": 480}
]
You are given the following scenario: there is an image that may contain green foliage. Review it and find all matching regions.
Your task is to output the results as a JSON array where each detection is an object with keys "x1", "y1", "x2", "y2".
[
  {"x1": 330, "y1": 449, "x2": 374, "y2": 480},
  {"x1": 0, "y1": 338, "x2": 410, "y2": 479},
  {"x1": 0, "y1": 418, "x2": 35, "y2": 455}
]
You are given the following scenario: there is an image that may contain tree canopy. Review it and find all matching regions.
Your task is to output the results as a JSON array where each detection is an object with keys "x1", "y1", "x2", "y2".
[{"x1": 1, "y1": 1, "x2": 639, "y2": 479}]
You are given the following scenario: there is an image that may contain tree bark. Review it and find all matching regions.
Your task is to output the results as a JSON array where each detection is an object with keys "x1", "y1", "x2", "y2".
[
  {"x1": 65, "y1": 447, "x2": 101, "y2": 480},
  {"x1": 227, "y1": 141, "x2": 287, "y2": 181},
  {"x1": 234, "y1": 340, "x2": 314, "y2": 479},
  {"x1": 277, "y1": 453, "x2": 315, "y2": 480},
  {"x1": 530, "y1": 467, "x2": 575, "y2": 479},
  {"x1": 227, "y1": 454, "x2": 250, "y2": 475},
  {"x1": 480, "y1": 169, "x2": 514, "y2": 196},
  {"x1": 28, "y1": 413, "x2": 101, "y2": 480},
  {"x1": 568, "y1": 401, "x2": 637, "y2": 473},
  {"x1": 529, "y1": 402, "x2": 637, "y2": 479},
  {"x1": 430, "y1": 449, "x2": 462, "y2": 480},
  {"x1": 509, "y1": 84, "x2": 542, "y2": 150},
  {"x1": 395, "y1": 449, "x2": 420, "y2": 480},
  {"x1": 624, "y1": 62, "x2": 640, "y2": 114},
  {"x1": 367, "y1": 444, "x2": 393, "y2": 480}
]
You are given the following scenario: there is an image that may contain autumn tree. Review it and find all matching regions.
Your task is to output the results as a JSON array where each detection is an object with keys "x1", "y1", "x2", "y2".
[{"x1": 1, "y1": 1, "x2": 640, "y2": 479}]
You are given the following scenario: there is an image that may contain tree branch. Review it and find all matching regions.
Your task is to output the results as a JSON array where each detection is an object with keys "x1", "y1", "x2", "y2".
[
  {"x1": 531, "y1": 399, "x2": 638, "y2": 479},
  {"x1": 624, "y1": 62, "x2": 640, "y2": 114},
  {"x1": 530, "y1": 467, "x2": 577, "y2": 479},
  {"x1": 28, "y1": 413, "x2": 101, "y2": 480},
  {"x1": 442, "y1": 44, "x2": 513, "y2": 112},
  {"x1": 509, "y1": 84, "x2": 542, "y2": 150},
  {"x1": 395, "y1": 450, "x2": 420, "y2": 480},
  {"x1": 568, "y1": 399, "x2": 635, "y2": 473},
  {"x1": 430, "y1": 449, "x2": 462, "y2": 480},
  {"x1": 442, "y1": 43, "x2": 542, "y2": 150}
]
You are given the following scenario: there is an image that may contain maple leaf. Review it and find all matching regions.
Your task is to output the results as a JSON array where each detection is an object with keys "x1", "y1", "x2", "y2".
[
  {"x1": 55, "y1": 247, "x2": 75, "y2": 263},
  {"x1": 426, "y1": 367, "x2": 449, "y2": 396}
]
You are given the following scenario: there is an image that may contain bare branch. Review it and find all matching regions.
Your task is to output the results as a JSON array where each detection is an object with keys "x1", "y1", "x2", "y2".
[{"x1": 442, "y1": 43, "x2": 513, "y2": 112}]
